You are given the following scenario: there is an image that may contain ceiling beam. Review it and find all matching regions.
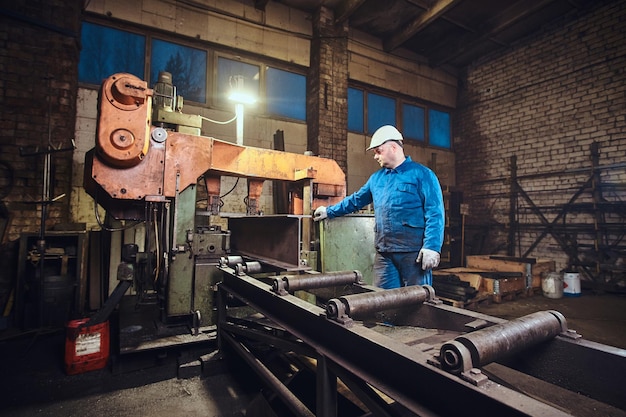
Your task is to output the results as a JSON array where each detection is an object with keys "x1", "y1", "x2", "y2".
[
  {"x1": 334, "y1": 0, "x2": 367, "y2": 25},
  {"x1": 383, "y1": 0, "x2": 461, "y2": 52},
  {"x1": 429, "y1": 0, "x2": 559, "y2": 67}
]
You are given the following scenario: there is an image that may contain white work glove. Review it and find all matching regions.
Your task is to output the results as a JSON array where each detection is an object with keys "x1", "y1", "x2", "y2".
[
  {"x1": 417, "y1": 248, "x2": 440, "y2": 270},
  {"x1": 313, "y1": 206, "x2": 328, "y2": 221}
]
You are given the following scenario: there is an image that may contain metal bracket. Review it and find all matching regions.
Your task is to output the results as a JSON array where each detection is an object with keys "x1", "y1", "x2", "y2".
[
  {"x1": 272, "y1": 277, "x2": 289, "y2": 295},
  {"x1": 325, "y1": 299, "x2": 354, "y2": 327},
  {"x1": 547, "y1": 310, "x2": 581, "y2": 339},
  {"x1": 461, "y1": 368, "x2": 490, "y2": 387}
]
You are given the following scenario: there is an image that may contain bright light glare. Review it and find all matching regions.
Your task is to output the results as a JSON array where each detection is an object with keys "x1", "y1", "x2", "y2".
[{"x1": 228, "y1": 91, "x2": 257, "y2": 105}]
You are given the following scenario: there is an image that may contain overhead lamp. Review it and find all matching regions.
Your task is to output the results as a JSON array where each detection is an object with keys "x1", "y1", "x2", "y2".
[
  {"x1": 228, "y1": 74, "x2": 257, "y2": 104},
  {"x1": 228, "y1": 75, "x2": 257, "y2": 145}
]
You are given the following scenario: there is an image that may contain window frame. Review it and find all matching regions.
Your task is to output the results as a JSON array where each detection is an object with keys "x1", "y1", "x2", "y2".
[
  {"x1": 265, "y1": 66, "x2": 307, "y2": 121},
  {"x1": 150, "y1": 37, "x2": 209, "y2": 105},
  {"x1": 348, "y1": 82, "x2": 453, "y2": 150},
  {"x1": 78, "y1": 21, "x2": 147, "y2": 87},
  {"x1": 79, "y1": 17, "x2": 308, "y2": 123},
  {"x1": 215, "y1": 54, "x2": 262, "y2": 109}
]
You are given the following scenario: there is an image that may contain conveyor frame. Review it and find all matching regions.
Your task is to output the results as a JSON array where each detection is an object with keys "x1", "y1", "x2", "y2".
[{"x1": 216, "y1": 266, "x2": 626, "y2": 416}]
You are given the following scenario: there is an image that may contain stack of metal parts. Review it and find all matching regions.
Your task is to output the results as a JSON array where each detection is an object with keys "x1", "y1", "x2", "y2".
[{"x1": 432, "y1": 273, "x2": 478, "y2": 302}]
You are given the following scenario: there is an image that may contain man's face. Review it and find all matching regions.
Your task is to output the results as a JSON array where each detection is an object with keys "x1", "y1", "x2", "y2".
[{"x1": 372, "y1": 141, "x2": 393, "y2": 167}]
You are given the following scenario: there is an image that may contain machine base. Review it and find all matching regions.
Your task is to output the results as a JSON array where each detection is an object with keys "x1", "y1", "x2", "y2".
[{"x1": 118, "y1": 295, "x2": 215, "y2": 354}]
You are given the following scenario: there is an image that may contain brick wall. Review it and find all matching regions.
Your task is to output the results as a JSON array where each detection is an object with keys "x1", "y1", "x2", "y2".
[
  {"x1": 454, "y1": 0, "x2": 626, "y2": 274},
  {"x1": 307, "y1": 6, "x2": 349, "y2": 173},
  {"x1": 0, "y1": 0, "x2": 82, "y2": 243}
]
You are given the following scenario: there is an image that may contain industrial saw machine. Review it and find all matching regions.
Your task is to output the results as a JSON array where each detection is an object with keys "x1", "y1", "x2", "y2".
[
  {"x1": 83, "y1": 72, "x2": 345, "y2": 352},
  {"x1": 84, "y1": 73, "x2": 626, "y2": 416}
]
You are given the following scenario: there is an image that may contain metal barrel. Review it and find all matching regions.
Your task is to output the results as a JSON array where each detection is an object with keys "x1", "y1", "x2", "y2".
[
  {"x1": 440, "y1": 310, "x2": 565, "y2": 374},
  {"x1": 281, "y1": 270, "x2": 362, "y2": 292},
  {"x1": 327, "y1": 286, "x2": 429, "y2": 319}
]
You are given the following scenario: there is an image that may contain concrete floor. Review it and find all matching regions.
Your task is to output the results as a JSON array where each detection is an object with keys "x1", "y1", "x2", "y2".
[{"x1": 0, "y1": 288, "x2": 624, "y2": 417}]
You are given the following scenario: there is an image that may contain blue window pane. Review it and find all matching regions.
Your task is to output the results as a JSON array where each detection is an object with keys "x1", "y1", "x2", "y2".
[
  {"x1": 402, "y1": 104, "x2": 425, "y2": 142},
  {"x1": 217, "y1": 57, "x2": 260, "y2": 107},
  {"x1": 367, "y1": 93, "x2": 396, "y2": 135},
  {"x1": 266, "y1": 68, "x2": 306, "y2": 120},
  {"x1": 348, "y1": 88, "x2": 364, "y2": 133},
  {"x1": 150, "y1": 39, "x2": 207, "y2": 103},
  {"x1": 79, "y1": 22, "x2": 145, "y2": 84},
  {"x1": 429, "y1": 109, "x2": 451, "y2": 148}
]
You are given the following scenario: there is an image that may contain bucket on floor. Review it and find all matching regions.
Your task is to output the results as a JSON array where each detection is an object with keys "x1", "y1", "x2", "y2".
[
  {"x1": 541, "y1": 272, "x2": 563, "y2": 299},
  {"x1": 64, "y1": 318, "x2": 110, "y2": 375},
  {"x1": 563, "y1": 272, "x2": 581, "y2": 297}
]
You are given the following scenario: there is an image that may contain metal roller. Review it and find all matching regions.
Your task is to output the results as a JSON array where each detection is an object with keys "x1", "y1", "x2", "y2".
[
  {"x1": 220, "y1": 256, "x2": 244, "y2": 267},
  {"x1": 439, "y1": 310, "x2": 567, "y2": 375},
  {"x1": 273, "y1": 270, "x2": 363, "y2": 295},
  {"x1": 326, "y1": 285, "x2": 434, "y2": 323},
  {"x1": 235, "y1": 261, "x2": 262, "y2": 275}
]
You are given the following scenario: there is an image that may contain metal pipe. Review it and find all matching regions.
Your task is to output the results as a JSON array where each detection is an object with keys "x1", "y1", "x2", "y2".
[
  {"x1": 326, "y1": 285, "x2": 432, "y2": 320},
  {"x1": 440, "y1": 310, "x2": 566, "y2": 374},
  {"x1": 273, "y1": 270, "x2": 362, "y2": 294}
]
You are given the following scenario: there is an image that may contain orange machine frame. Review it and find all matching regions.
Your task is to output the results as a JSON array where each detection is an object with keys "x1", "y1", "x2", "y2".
[{"x1": 85, "y1": 73, "x2": 346, "y2": 216}]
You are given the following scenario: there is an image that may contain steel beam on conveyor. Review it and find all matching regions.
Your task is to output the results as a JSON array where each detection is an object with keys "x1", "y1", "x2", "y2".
[{"x1": 217, "y1": 267, "x2": 574, "y2": 417}]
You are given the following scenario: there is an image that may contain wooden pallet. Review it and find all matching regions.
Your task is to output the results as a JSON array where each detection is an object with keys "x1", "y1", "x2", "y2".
[{"x1": 466, "y1": 255, "x2": 555, "y2": 291}]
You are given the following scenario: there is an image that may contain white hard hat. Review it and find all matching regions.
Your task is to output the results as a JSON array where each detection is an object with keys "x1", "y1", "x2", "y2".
[{"x1": 367, "y1": 125, "x2": 403, "y2": 151}]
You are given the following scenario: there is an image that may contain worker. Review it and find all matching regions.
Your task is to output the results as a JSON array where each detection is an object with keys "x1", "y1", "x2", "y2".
[{"x1": 314, "y1": 125, "x2": 445, "y2": 289}]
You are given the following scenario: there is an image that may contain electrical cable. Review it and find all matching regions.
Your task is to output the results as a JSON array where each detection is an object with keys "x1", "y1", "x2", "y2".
[
  {"x1": 220, "y1": 177, "x2": 240, "y2": 198},
  {"x1": 199, "y1": 114, "x2": 237, "y2": 125}
]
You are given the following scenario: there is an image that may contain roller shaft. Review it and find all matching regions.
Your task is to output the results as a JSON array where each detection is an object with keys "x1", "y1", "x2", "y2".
[
  {"x1": 440, "y1": 310, "x2": 565, "y2": 374},
  {"x1": 327, "y1": 286, "x2": 430, "y2": 319},
  {"x1": 220, "y1": 256, "x2": 244, "y2": 266},
  {"x1": 281, "y1": 271, "x2": 362, "y2": 293}
]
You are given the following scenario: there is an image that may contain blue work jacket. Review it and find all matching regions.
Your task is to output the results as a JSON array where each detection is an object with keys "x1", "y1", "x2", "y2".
[{"x1": 326, "y1": 156, "x2": 445, "y2": 253}]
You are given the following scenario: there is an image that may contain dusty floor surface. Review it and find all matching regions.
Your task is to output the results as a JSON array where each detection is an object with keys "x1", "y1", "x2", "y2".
[
  {"x1": 0, "y1": 324, "x2": 259, "y2": 417},
  {"x1": 0, "y1": 288, "x2": 624, "y2": 417}
]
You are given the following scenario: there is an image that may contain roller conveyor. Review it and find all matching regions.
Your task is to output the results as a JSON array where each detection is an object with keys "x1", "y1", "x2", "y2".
[{"x1": 216, "y1": 264, "x2": 626, "y2": 417}]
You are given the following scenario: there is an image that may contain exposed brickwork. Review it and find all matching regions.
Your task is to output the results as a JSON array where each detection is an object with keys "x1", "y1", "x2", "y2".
[
  {"x1": 454, "y1": 0, "x2": 626, "y2": 272},
  {"x1": 307, "y1": 6, "x2": 349, "y2": 173},
  {"x1": 0, "y1": 0, "x2": 82, "y2": 242}
]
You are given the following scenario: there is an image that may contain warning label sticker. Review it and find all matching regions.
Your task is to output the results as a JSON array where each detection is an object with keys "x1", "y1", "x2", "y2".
[{"x1": 75, "y1": 333, "x2": 102, "y2": 356}]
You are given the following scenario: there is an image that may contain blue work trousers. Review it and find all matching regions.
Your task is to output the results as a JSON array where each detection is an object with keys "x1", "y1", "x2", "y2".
[{"x1": 373, "y1": 251, "x2": 432, "y2": 289}]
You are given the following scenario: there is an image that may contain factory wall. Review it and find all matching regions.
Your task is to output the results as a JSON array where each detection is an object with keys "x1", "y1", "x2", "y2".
[{"x1": 454, "y1": 0, "x2": 626, "y2": 275}]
